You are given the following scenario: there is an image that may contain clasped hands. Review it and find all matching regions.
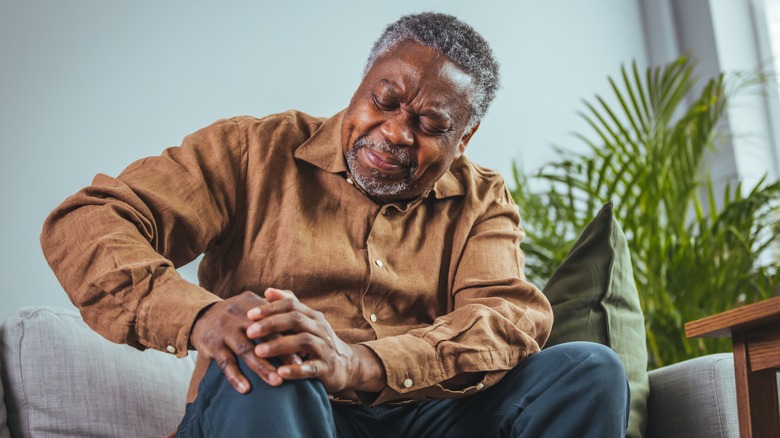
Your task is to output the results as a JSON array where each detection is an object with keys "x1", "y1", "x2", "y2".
[{"x1": 190, "y1": 288, "x2": 385, "y2": 395}]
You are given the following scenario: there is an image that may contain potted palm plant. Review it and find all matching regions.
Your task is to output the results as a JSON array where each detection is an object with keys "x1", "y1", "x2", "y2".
[{"x1": 512, "y1": 57, "x2": 780, "y2": 368}]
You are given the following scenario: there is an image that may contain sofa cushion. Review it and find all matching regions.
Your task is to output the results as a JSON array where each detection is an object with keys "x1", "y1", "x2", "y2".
[
  {"x1": 646, "y1": 353, "x2": 738, "y2": 438},
  {"x1": 542, "y1": 202, "x2": 649, "y2": 438},
  {"x1": 0, "y1": 307, "x2": 196, "y2": 437},
  {"x1": 0, "y1": 360, "x2": 9, "y2": 438}
]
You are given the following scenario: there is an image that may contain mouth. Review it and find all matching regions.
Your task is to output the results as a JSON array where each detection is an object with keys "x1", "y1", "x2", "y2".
[
  {"x1": 362, "y1": 147, "x2": 408, "y2": 174},
  {"x1": 345, "y1": 137, "x2": 419, "y2": 199},
  {"x1": 351, "y1": 136, "x2": 415, "y2": 177}
]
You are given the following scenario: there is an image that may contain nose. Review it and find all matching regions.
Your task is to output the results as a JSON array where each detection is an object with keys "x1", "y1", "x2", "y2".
[{"x1": 379, "y1": 113, "x2": 414, "y2": 146}]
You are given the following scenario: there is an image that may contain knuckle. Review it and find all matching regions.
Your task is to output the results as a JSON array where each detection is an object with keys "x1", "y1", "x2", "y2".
[
  {"x1": 240, "y1": 291, "x2": 263, "y2": 305},
  {"x1": 203, "y1": 330, "x2": 219, "y2": 344},
  {"x1": 216, "y1": 356, "x2": 234, "y2": 371},
  {"x1": 225, "y1": 302, "x2": 241, "y2": 316},
  {"x1": 300, "y1": 333, "x2": 315, "y2": 347},
  {"x1": 281, "y1": 299, "x2": 295, "y2": 311},
  {"x1": 234, "y1": 343, "x2": 252, "y2": 356}
]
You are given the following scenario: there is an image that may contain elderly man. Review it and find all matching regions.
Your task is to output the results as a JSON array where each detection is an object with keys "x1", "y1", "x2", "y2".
[{"x1": 41, "y1": 12, "x2": 628, "y2": 437}]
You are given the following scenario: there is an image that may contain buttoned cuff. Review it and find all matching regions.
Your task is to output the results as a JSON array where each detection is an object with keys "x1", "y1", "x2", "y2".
[
  {"x1": 359, "y1": 335, "x2": 517, "y2": 405},
  {"x1": 136, "y1": 272, "x2": 222, "y2": 358},
  {"x1": 359, "y1": 334, "x2": 445, "y2": 403}
]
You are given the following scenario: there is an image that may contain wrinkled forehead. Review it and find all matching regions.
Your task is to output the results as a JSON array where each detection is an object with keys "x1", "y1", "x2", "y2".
[
  {"x1": 366, "y1": 40, "x2": 476, "y2": 111},
  {"x1": 372, "y1": 40, "x2": 473, "y2": 83}
]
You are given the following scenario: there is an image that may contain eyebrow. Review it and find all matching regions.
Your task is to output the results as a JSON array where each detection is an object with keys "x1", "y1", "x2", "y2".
[
  {"x1": 377, "y1": 80, "x2": 401, "y2": 97},
  {"x1": 376, "y1": 80, "x2": 453, "y2": 125}
]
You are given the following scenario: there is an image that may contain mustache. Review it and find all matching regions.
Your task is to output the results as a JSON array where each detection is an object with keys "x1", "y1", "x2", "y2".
[{"x1": 353, "y1": 137, "x2": 416, "y2": 168}]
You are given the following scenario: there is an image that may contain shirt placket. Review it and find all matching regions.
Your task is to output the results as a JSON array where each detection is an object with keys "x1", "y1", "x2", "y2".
[{"x1": 363, "y1": 203, "x2": 398, "y2": 330}]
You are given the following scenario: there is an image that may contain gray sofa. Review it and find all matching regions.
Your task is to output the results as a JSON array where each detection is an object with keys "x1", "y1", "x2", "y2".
[{"x1": 0, "y1": 306, "x2": 759, "y2": 437}]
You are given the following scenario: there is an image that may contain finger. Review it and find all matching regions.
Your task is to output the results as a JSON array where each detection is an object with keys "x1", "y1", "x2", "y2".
[
  {"x1": 248, "y1": 296, "x2": 321, "y2": 323},
  {"x1": 246, "y1": 311, "x2": 326, "y2": 340},
  {"x1": 224, "y1": 336, "x2": 283, "y2": 387},
  {"x1": 212, "y1": 350, "x2": 252, "y2": 394},
  {"x1": 258, "y1": 333, "x2": 303, "y2": 366},
  {"x1": 276, "y1": 359, "x2": 326, "y2": 381},
  {"x1": 247, "y1": 305, "x2": 263, "y2": 320},
  {"x1": 264, "y1": 287, "x2": 299, "y2": 302},
  {"x1": 254, "y1": 332, "x2": 326, "y2": 360},
  {"x1": 282, "y1": 353, "x2": 304, "y2": 366},
  {"x1": 223, "y1": 328, "x2": 301, "y2": 368},
  {"x1": 246, "y1": 297, "x2": 300, "y2": 321}
]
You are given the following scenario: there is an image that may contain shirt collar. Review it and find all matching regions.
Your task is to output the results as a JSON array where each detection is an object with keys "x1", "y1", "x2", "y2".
[
  {"x1": 294, "y1": 109, "x2": 465, "y2": 199},
  {"x1": 293, "y1": 110, "x2": 349, "y2": 174}
]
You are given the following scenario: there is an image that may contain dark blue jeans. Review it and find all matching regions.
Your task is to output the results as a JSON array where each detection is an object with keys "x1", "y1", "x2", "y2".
[{"x1": 177, "y1": 342, "x2": 629, "y2": 437}]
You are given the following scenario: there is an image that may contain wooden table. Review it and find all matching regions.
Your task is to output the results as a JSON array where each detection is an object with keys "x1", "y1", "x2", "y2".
[{"x1": 685, "y1": 296, "x2": 780, "y2": 438}]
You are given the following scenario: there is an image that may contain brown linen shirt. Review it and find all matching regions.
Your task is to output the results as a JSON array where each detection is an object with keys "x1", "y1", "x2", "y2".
[{"x1": 41, "y1": 110, "x2": 552, "y2": 405}]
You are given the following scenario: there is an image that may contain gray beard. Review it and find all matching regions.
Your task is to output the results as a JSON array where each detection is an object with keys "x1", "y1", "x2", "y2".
[{"x1": 345, "y1": 138, "x2": 419, "y2": 198}]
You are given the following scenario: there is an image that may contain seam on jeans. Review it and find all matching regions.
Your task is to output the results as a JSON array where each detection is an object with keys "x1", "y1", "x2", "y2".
[
  {"x1": 203, "y1": 406, "x2": 214, "y2": 437},
  {"x1": 177, "y1": 410, "x2": 200, "y2": 437},
  {"x1": 197, "y1": 383, "x2": 215, "y2": 437}
]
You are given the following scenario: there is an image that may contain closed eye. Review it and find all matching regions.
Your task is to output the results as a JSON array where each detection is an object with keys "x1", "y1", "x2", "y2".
[
  {"x1": 419, "y1": 116, "x2": 451, "y2": 136},
  {"x1": 372, "y1": 94, "x2": 398, "y2": 111}
]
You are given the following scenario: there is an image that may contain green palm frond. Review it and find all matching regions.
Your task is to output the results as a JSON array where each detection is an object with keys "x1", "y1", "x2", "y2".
[{"x1": 512, "y1": 57, "x2": 780, "y2": 368}]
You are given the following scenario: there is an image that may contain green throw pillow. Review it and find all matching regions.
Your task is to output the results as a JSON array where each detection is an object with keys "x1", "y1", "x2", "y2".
[{"x1": 542, "y1": 202, "x2": 649, "y2": 438}]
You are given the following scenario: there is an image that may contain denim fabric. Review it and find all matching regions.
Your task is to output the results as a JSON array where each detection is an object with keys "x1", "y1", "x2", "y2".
[{"x1": 178, "y1": 342, "x2": 628, "y2": 438}]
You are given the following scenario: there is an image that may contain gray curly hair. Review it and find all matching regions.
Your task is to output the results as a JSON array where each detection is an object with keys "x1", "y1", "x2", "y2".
[{"x1": 365, "y1": 12, "x2": 500, "y2": 131}]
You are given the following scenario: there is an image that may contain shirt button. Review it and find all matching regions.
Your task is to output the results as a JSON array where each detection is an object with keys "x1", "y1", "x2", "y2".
[
  {"x1": 346, "y1": 177, "x2": 354, "y2": 185},
  {"x1": 403, "y1": 378, "x2": 413, "y2": 388},
  {"x1": 370, "y1": 313, "x2": 377, "y2": 323},
  {"x1": 476, "y1": 383, "x2": 484, "y2": 390},
  {"x1": 166, "y1": 345, "x2": 177, "y2": 354},
  {"x1": 375, "y1": 259, "x2": 384, "y2": 268}
]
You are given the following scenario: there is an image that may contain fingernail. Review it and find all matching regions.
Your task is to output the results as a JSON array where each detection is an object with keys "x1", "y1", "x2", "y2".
[
  {"x1": 278, "y1": 367, "x2": 290, "y2": 377},
  {"x1": 256, "y1": 344, "x2": 268, "y2": 356},
  {"x1": 247, "y1": 323, "x2": 263, "y2": 338},
  {"x1": 269, "y1": 372, "x2": 281, "y2": 385},
  {"x1": 247, "y1": 308, "x2": 261, "y2": 318},
  {"x1": 294, "y1": 356, "x2": 303, "y2": 365},
  {"x1": 237, "y1": 382, "x2": 248, "y2": 393}
]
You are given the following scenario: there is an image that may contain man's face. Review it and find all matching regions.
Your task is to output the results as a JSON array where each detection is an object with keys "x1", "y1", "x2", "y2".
[{"x1": 341, "y1": 40, "x2": 477, "y2": 203}]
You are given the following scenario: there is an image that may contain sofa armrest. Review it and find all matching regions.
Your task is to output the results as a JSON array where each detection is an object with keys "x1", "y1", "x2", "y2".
[
  {"x1": 0, "y1": 307, "x2": 196, "y2": 437},
  {"x1": 646, "y1": 353, "x2": 740, "y2": 438}
]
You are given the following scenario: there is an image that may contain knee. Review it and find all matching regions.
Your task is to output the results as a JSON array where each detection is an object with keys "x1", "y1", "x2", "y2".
[
  {"x1": 199, "y1": 358, "x2": 330, "y2": 415},
  {"x1": 542, "y1": 342, "x2": 624, "y2": 381},
  {"x1": 551, "y1": 342, "x2": 628, "y2": 395},
  {"x1": 191, "y1": 359, "x2": 334, "y2": 436}
]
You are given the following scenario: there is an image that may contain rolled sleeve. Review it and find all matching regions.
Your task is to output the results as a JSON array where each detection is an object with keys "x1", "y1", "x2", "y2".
[{"x1": 41, "y1": 118, "x2": 245, "y2": 353}]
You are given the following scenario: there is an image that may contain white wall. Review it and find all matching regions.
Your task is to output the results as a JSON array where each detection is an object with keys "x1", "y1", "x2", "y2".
[{"x1": 0, "y1": 1, "x2": 649, "y2": 321}]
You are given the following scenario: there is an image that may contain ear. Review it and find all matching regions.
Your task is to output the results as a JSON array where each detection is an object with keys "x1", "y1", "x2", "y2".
[{"x1": 456, "y1": 121, "x2": 480, "y2": 159}]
